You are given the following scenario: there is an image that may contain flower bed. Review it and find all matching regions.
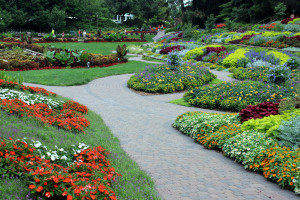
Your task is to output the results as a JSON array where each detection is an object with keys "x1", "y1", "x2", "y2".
[
  {"x1": 173, "y1": 111, "x2": 300, "y2": 194},
  {"x1": 184, "y1": 81, "x2": 297, "y2": 111},
  {"x1": 0, "y1": 138, "x2": 120, "y2": 200},
  {"x1": 159, "y1": 45, "x2": 185, "y2": 54},
  {"x1": 127, "y1": 63, "x2": 216, "y2": 93},
  {"x1": 0, "y1": 98, "x2": 90, "y2": 133}
]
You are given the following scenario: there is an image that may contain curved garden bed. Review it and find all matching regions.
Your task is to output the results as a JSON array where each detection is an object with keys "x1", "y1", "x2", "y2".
[{"x1": 127, "y1": 63, "x2": 216, "y2": 93}]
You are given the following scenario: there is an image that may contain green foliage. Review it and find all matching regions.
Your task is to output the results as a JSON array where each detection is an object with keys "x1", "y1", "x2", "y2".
[
  {"x1": 173, "y1": 111, "x2": 240, "y2": 139},
  {"x1": 277, "y1": 115, "x2": 300, "y2": 149},
  {"x1": 286, "y1": 57, "x2": 300, "y2": 70},
  {"x1": 72, "y1": 50, "x2": 89, "y2": 64},
  {"x1": 205, "y1": 14, "x2": 216, "y2": 31},
  {"x1": 184, "y1": 81, "x2": 297, "y2": 112},
  {"x1": 0, "y1": 71, "x2": 23, "y2": 85},
  {"x1": 48, "y1": 7, "x2": 66, "y2": 32},
  {"x1": 45, "y1": 51, "x2": 56, "y2": 63},
  {"x1": 54, "y1": 51, "x2": 73, "y2": 66},
  {"x1": 183, "y1": 45, "x2": 222, "y2": 60},
  {"x1": 267, "y1": 65, "x2": 291, "y2": 84},
  {"x1": 116, "y1": 44, "x2": 128, "y2": 58},
  {"x1": 223, "y1": 130, "x2": 277, "y2": 168},
  {"x1": 274, "y1": 2, "x2": 287, "y2": 20},
  {"x1": 182, "y1": 23, "x2": 198, "y2": 40},
  {"x1": 241, "y1": 109, "x2": 300, "y2": 136},
  {"x1": 278, "y1": 97, "x2": 300, "y2": 114},
  {"x1": 127, "y1": 63, "x2": 216, "y2": 93},
  {"x1": 167, "y1": 51, "x2": 182, "y2": 67},
  {"x1": 222, "y1": 49, "x2": 247, "y2": 68}
]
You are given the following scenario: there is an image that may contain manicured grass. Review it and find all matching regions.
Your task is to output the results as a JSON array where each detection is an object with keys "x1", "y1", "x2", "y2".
[
  {"x1": 0, "y1": 102, "x2": 160, "y2": 199},
  {"x1": 39, "y1": 41, "x2": 149, "y2": 55},
  {"x1": 142, "y1": 55, "x2": 164, "y2": 62},
  {"x1": 6, "y1": 61, "x2": 155, "y2": 86},
  {"x1": 169, "y1": 98, "x2": 192, "y2": 107},
  {"x1": 169, "y1": 79, "x2": 223, "y2": 107}
]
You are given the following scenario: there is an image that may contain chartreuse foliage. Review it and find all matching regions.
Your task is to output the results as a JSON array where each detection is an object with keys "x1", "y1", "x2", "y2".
[
  {"x1": 183, "y1": 44, "x2": 223, "y2": 60},
  {"x1": 222, "y1": 48, "x2": 248, "y2": 68},
  {"x1": 241, "y1": 109, "x2": 300, "y2": 136}
]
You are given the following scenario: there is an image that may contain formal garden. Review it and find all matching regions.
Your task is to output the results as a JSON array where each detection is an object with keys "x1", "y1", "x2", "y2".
[{"x1": 0, "y1": 0, "x2": 300, "y2": 199}]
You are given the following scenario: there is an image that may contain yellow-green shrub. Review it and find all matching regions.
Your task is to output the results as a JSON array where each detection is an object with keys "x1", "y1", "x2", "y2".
[
  {"x1": 222, "y1": 48, "x2": 248, "y2": 68},
  {"x1": 183, "y1": 44, "x2": 222, "y2": 60},
  {"x1": 267, "y1": 51, "x2": 290, "y2": 65}
]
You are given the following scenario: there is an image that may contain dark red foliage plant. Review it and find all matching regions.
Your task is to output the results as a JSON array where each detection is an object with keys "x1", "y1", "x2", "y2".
[
  {"x1": 239, "y1": 102, "x2": 279, "y2": 123},
  {"x1": 159, "y1": 45, "x2": 185, "y2": 54}
]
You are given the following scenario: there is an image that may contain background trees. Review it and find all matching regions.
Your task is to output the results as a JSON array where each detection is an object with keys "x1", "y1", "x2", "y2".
[{"x1": 0, "y1": 0, "x2": 299, "y2": 32}]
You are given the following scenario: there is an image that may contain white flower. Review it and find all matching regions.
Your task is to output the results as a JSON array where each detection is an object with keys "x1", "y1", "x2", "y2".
[{"x1": 61, "y1": 155, "x2": 68, "y2": 160}]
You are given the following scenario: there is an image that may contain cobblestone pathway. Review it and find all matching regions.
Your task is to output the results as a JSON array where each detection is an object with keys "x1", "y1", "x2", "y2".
[{"x1": 26, "y1": 72, "x2": 298, "y2": 200}]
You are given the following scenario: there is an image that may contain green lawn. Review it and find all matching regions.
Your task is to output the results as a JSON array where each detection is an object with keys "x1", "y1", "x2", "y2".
[
  {"x1": 39, "y1": 41, "x2": 149, "y2": 55},
  {"x1": 0, "y1": 105, "x2": 160, "y2": 200},
  {"x1": 6, "y1": 61, "x2": 154, "y2": 86}
]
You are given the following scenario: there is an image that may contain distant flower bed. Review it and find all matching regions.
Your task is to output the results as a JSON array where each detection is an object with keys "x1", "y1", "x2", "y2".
[
  {"x1": 159, "y1": 45, "x2": 185, "y2": 54},
  {"x1": 127, "y1": 63, "x2": 216, "y2": 93}
]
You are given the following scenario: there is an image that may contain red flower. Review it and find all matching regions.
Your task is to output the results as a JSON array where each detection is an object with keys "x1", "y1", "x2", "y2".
[
  {"x1": 67, "y1": 195, "x2": 73, "y2": 200},
  {"x1": 36, "y1": 186, "x2": 43, "y2": 192},
  {"x1": 28, "y1": 185, "x2": 36, "y2": 189}
]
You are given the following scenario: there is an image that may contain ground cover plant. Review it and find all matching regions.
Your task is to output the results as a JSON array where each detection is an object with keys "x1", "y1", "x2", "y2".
[
  {"x1": 173, "y1": 110, "x2": 300, "y2": 194},
  {"x1": 0, "y1": 77, "x2": 160, "y2": 200},
  {"x1": 127, "y1": 63, "x2": 216, "y2": 93}
]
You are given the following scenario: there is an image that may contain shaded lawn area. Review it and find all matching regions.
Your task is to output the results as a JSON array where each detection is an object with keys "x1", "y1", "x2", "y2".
[
  {"x1": 6, "y1": 61, "x2": 155, "y2": 86},
  {"x1": 38, "y1": 40, "x2": 151, "y2": 55}
]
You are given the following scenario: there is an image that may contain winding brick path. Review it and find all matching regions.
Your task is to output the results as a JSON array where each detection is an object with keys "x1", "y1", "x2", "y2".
[{"x1": 25, "y1": 71, "x2": 299, "y2": 200}]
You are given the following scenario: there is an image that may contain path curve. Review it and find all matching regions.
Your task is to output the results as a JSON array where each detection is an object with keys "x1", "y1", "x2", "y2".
[{"x1": 26, "y1": 75, "x2": 298, "y2": 200}]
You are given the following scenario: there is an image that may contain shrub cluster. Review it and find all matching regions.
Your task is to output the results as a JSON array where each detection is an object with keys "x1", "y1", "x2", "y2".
[
  {"x1": 159, "y1": 45, "x2": 185, "y2": 54},
  {"x1": 127, "y1": 63, "x2": 216, "y2": 93},
  {"x1": 184, "y1": 81, "x2": 297, "y2": 111}
]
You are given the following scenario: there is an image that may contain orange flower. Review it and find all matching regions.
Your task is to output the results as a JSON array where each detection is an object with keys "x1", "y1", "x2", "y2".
[
  {"x1": 35, "y1": 178, "x2": 40, "y2": 182},
  {"x1": 36, "y1": 186, "x2": 43, "y2": 192},
  {"x1": 28, "y1": 185, "x2": 36, "y2": 189},
  {"x1": 67, "y1": 195, "x2": 73, "y2": 200}
]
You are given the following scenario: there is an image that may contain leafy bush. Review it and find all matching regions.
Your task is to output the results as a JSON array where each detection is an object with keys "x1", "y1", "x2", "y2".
[
  {"x1": 286, "y1": 56, "x2": 300, "y2": 70},
  {"x1": 184, "y1": 81, "x2": 297, "y2": 111},
  {"x1": 173, "y1": 111, "x2": 239, "y2": 139},
  {"x1": 223, "y1": 130, "x2": 277, "y2": 168},
  {"x1": 183, "y1": 45, "x2": 222, "y2": 60},
  {"x1": 127, "y1": 63, "x2": 216, "y2": 93},
  {"x1": 267, "y1": 65, "x2": 291, "y2": 84},
  {"x1": 278, "y1": 97, "x2": 300, "y2": 114},
  {"x1": 241, "y1": 109, "x2": 300, "y2": 136},
  {"x1": 159, "y1": 45, "x2": 185, "y2": 54},
  {"x1": 222, "y1": 48, "x2": 247, "y2": 68},
  {"x1": 239, "y1": 102, "x2": 279, "y2": 123},
  {"x1": 277, "y1": 115, "x2": 300, "y2": 149},
  {"x1": 283, "y1": 24, "x2": 300, "y2": 32},
  {"x1": 167, "y1": 51, "x2": 183, "y2": 67}
]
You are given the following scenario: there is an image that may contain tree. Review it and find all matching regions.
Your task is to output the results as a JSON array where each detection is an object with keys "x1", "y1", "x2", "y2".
[
  {"x1": 48, "y1": 7, "x2": 66, "y2": 32},
  {"x1": 0, "y1": 9, "x2": 12, "y2": 32},
  {"x1": 274, "y1": 2, "x2": 287, "y2": 20}
]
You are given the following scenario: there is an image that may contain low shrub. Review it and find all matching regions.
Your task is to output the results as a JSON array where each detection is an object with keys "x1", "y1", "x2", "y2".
[
  {"x1": 277, "y1": 115, "x2": 300, "y2": 149},
  {"x1": 278, "y1": 97, "x2": 300, "y2": 114},
  {"x1": 222, "y1": 48, "x2": 248, "y2": 68},
  {"x1": 159, "y1": 45, "x2": 185, "y2": 54},
  {"x1": 127, "y1": 63, "x2": 216, "y2": 93},
  {"x1": 184, "y1": 81, "x2": 297, "y2": 111},
  {"x1": 241, "y1": 109, "x2": 300, "y2": 136},
  {"x1": 239, "y1": 102, "x2": 279, "y2": 123},
  {"x1": 223, "y1": 130, "x2": 277, "y2": 168}
]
